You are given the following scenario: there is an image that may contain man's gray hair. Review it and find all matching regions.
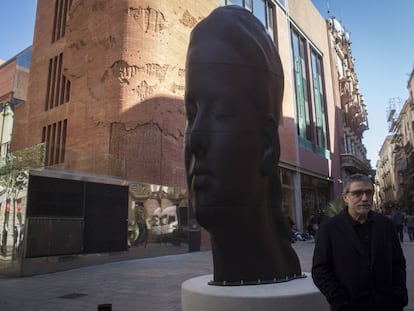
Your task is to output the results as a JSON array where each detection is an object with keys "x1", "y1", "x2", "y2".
[{"x1": 342, "y1": 173, "x2": 373, "y2": 194}]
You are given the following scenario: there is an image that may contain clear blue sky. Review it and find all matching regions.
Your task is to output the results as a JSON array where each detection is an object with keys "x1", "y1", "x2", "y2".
[
  {"x1": 1, "y1": 0, "x2": 413, "y2": 167},
  {"x1": 0, "y1": 1, "x2": 36, "y2": 60},
  {"x1": 311, "y1": 0, "x2": 414, "y2": 166}
]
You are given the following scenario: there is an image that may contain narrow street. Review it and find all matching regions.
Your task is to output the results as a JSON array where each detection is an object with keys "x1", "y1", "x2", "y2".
[{"x1": 0, "y1": 238, "x2": 412, "y2": 310}]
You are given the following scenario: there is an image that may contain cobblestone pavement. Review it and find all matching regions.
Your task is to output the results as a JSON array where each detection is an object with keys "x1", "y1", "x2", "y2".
[{"x1": 0, "y1": 239, "x2": 413, "y2": 310}]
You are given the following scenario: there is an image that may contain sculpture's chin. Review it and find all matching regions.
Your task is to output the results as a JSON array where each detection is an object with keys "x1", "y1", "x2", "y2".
[
  {"x1": 195, "y1": 203, "x2": 225, "y2": 231},
  {"x1": 194, "y1": 203, "x2": 245, "y2": 232}
]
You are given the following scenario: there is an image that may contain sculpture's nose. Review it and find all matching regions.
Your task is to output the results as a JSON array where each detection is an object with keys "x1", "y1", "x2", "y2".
[
  {"x1": 184, "y1": 98, "x2": 210, "y2": 159},
  {"x1": 187, "y1": 129, "x2": 209, "y2": 158}
]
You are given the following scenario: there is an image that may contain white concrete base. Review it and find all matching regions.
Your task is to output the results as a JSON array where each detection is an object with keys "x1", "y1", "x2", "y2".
[{"x1": 181, "y1": 273, "x2": 329, "y2": 311}]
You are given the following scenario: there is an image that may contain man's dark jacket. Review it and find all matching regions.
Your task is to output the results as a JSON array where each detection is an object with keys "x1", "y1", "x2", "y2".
[{"x1": 312, "y1": 209, "x2": 408, "y2": 311}]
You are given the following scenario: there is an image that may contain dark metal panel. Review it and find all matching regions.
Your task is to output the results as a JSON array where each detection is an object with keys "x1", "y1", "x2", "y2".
[
  {"x1": 83, "y1": 182, "x2": 128, "y2": 253},
  {"x1": 27, "y1": 175, "x2": 84, "y2": 217},
  {"x1": 25, "y1": 218, "x2": 83, "y2": 258}
]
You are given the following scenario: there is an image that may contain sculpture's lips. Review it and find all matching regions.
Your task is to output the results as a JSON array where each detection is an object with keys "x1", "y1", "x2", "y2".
[
  {"x1": 191, "y1": 173, "x2": 210, "y2": 189},
  {"x1": 191, "y1": 166, "x2": 212, "y2": 189}
]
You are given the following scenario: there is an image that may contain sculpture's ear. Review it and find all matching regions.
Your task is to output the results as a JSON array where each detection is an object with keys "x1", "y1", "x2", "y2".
[{"x1": 261, "y1": 117, "x2": 278, "y2": 176}]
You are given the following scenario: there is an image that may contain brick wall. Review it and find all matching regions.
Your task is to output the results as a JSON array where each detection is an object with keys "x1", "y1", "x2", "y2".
[{"x1": 13, "y1": 0, "x2": 219, "y2": 189}]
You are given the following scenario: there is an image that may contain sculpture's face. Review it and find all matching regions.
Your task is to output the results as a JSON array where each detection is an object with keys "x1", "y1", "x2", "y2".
[{"x1": 185, "y1": 64, "x2": 265, "y2": 215}]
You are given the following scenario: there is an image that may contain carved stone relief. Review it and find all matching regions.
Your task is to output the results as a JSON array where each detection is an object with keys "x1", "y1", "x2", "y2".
[
  {"x1": 105, "y1": 59, "x2": 184, "y2": 101},
  {"x1": 128, "y1": 7, "x2": 167, "y2": 34},
  {"x1": 144, "y1": 63, "x2": 169, "y2": 80},
  {"x1": 98, "y1": 35, "x2": 117, "y2": 50},
  {"x1": 68, "y1": 40, "x2": 87, "y2": 50},
  {"x1": 111, "y1": 60, "x2": 139, "y2": 83},
  {"x1": 109, "y1": 60, "x2": 169, "y2": 84},
  {"x1": 135, "y1": 80, "x2": 155, "y2": 101},
  {"x1": 170, "y1": 83, "x2": 185, "y2": 96},
  {"x1": 180, "y1": 10, "x2": 198, "y2": 28}
]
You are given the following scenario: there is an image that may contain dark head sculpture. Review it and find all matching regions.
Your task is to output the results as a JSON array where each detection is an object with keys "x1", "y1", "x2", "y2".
[{"x1": 184, "y1": 5, "x2": 302, "y2": 285}]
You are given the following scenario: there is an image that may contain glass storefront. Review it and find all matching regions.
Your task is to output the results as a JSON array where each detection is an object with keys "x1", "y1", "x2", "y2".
[
  {"x1": 301, "y1": 174, "x2": 330, "y2": 231},
  {"x1": 279, "y1": 167, "x2": 331, "y2": 232},
  {"x1": 280, "y1": 167, "x2": 295, "y2": 222},
  {"x1": 0, "y1": 144, "x2": 194, "y2": 276},
  {"x1": 0, "y1": 168, "x2": 193, "y2": 276},
  {"x1": 128, "y1": 183, "x2": 191, "y2": 251},
  {"x1": 0, "y1": 170, "x2": 28, "y2": 275}
]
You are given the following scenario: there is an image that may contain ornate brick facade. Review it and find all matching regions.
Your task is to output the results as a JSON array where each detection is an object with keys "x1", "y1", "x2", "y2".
[{"x1": 12, "y1": 0, "x2": 219, "y2": 188}]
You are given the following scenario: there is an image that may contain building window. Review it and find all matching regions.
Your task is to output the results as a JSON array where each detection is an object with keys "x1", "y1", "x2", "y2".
[
  {"x1": 253, "y1": 0, "x2": 266, "y2": 25},
  {"x1": 311, "y1": 49, "x2": 329, "y2": 154},
  {"x1": 42, "y1": 119, "x2": 67, "y2": 165},
  {"x1": 52, "y1": 0, "x2": 72, "y2": 43},
  {"x1": 45, "y1": 53, "x2": 71, "y2": 111},
  {"x1": 301, "y1": 174, "x2": 329, "y2": 226},
  {"x1": 291, "y1": 28, "x2": 330, "y2": 157},
  {"x1": 291, "y1": 29, "x2": 312, "y2": 148},
  {"x1": 345, "y1": 134, "x2": 353, "y2": 154},
  {"x1": 227, "y1": 0, "x2": 244, "y2": 7},
  {"x1": 225, "y1": 0, "x2": 275, "y2": 39},
  {"x1": 276, "y1": 0, "x2": 285, "y2": 7},
  {"x1": 16, "y1": 48, "x2": 32, "y2": 69},
  {"x1": 266, "y1": 1, "x2": 274, "y2": 35}
]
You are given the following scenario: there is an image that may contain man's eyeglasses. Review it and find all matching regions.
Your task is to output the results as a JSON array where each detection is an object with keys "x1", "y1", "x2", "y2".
[{"x1": 347, "y1": 189, "x2": 375, "y2": 198}]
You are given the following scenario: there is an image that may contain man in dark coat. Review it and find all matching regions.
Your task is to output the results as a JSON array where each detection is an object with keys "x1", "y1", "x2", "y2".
[{"x1": 312, "y1": 174, "x2": 408, "y2": 311}]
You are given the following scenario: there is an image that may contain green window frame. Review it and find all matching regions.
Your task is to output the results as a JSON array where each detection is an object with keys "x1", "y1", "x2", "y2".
[
  {"x1": 311, "y1": 50, "x2": 329, "y2": 156},
  {"x1": 291, "y1": 30, "x2": 312, "y2": 149},
  {"x1": 291, "y1": 28, "x2": 330, "y2": 158}
]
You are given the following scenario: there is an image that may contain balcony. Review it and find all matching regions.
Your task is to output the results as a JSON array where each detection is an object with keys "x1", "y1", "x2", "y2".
[
  {"x1": 340, "y1": 153, "x2": 371, "y2": 174},
  {"x1": 391, "y1": 133, "x2": 403, "y2": 144}
]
